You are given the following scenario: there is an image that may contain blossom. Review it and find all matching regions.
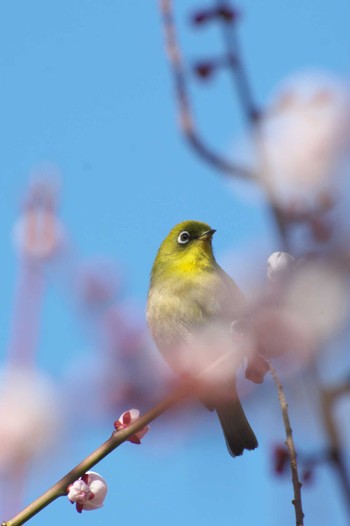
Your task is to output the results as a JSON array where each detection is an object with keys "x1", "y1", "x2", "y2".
[
  {"x1": 0, "y1": 368, "x2": 62, "y2": 471},
  {"x1": 67, "y1": 471, "x2": 108, "y2": 513},
  {"x1": 114, "y1": 409, "x2": 150, "y2": 444},
  {"x1": 251, "y1": 71, "x2": 350, "y2": 211},
  {"x1": 12, "y1": 178, "x2": 64, "y2": 261}
]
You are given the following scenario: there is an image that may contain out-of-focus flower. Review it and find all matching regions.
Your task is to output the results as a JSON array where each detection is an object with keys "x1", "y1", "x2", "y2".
[
  {"x1": 67, "y1": 471, "x2": 108, "y2": 513},
  {"x1": 251, "y1": 304, "x2": 314, "y2": 359},
  {"x1": 0, "y1": 368, "x2": 62, "y2": 471},
  {"x1": 267, "y1": 251, "x2": 296, "y2": 283},
  {"x1": 256, "y1": 71, "x2": 350, "y2": 210},
  {"x1": 285, "y1": 260, "x2": 348, "y2": 343},
  {"x1": 172, "y1": 324, "x2": 245, "y2": 392},
  {"x1": 12, "y1": 179, "x2": 64, "y2": 261},
  {"x1": 251, "y1": 258, "x2": 349, "y2": 365},
  {"x1": 75, "y1": 259, "x2": 120, "y2": 310},
  {"x1": 114, "y1": 409, "x2": 150, "y2": 444}
]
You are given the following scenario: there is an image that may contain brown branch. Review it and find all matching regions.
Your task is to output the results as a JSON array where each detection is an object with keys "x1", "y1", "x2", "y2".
[
  {"x1": 159, "y1": 0, "x2": 292, "y2": 248},
  {"x1": 270, "y1": 366, "x2": 304, "y2": 526},
  {"x1": 214, "y1": 0, "x2": 259, "y2": 124},
  {"x1": 159, "y1": 0, "x2": 253, "y2": 180},
  {"x1": 1, "y1": 347, "x2": 243, "y2": 526}
]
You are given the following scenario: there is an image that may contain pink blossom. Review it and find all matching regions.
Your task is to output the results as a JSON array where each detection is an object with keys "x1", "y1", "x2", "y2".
[
  {"x1": 67, "y1": 471, "x2": 108, "y2": 513},
  {"x1": 114, "y1": 409, "x2": 150, "y2": 444}
]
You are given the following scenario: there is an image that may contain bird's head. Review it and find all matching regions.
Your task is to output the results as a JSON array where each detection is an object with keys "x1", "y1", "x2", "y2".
[{"x1": 151, "y1": 220, "x2": 217, "y2": 280}]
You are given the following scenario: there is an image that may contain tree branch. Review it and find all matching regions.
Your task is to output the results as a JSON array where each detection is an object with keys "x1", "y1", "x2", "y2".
[
  {"x1": 1, "y1": 381, "x2": 192, "y2": 526},
  {"x1": 270, "y1": 366, "x2": 304, "y2": 526},
  {"x1": 159, "y1": 0, "x2": 253, "y2": 180},
  {"x1": 1, "y1": 347, "x2": 245, "y2": 526}
]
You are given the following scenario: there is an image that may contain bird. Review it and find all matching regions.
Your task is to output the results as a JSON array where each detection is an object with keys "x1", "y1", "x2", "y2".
[{"x1": 147, "y1": 220, "x2": 258, "y2": 457}]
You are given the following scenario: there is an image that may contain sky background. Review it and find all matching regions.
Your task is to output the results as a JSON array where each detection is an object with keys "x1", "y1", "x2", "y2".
[{"x1": 0, "y1": 1, "x2": 350, "y2": 525}]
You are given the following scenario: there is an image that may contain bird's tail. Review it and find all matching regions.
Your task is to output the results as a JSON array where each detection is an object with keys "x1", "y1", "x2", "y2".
[{"x1": 216, "y1": 397, "x2": 258, "y2": 457}]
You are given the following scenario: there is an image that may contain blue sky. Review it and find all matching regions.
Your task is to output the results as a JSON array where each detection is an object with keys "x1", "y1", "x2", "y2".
[{"x1": 0, "y1": 1, "x2": 349, "y2": 525}]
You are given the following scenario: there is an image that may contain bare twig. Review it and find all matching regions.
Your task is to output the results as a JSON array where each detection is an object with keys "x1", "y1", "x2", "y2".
[
  {"x1": 159, "y1": 0, "x2": 253, "y2": 180},
  {"x1": 160, "y1": 0, "x2": 291, "y2": 249},
  {"x1": 214, "y1": 1, "x2": 259, "y2": 124},
  {"x1": 270, "y1": 366, "x2": 304, "y2": 526}
]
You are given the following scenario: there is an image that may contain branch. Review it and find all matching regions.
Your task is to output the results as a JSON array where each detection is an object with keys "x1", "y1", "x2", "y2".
[
  {"x1": 270, "y1": 366, "x2": 304, "y2": 526},
  {"x1": 214, "y1": 0, "x2": 259, "y2": 124},
  {"x1": 1, "y1": 381, "x2": 192, "y2": 526},
  {"x1": 1, "y1": 347, "x2": 244, "y2": 526},
  {"x1": 159, "y1": 0, "x2": 291, "y2": 249},
  {"x1": 159, "y1": 0, "x2": 253, "y2": 180}
]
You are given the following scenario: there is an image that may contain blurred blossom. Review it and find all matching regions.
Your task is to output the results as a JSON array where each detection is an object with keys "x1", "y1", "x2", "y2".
[
  {"x1": 114, "y1": 408, "x2": 150, "y2": 444},
  {"x1": 68, "y1": 255, "x2": 169, "y2": 413},
  {"x1": 12, "y1": 179, "x2": 64, "y2": 261},
  {"x1": 285, "y1": 261, "x2": 348, "y2": 343},
  {"x1": 256, "y1": 71, "x2": 350, "y2": 210},
  {"x1": 0, "y1": 368, "x2": 62, "y2": 471},
  {"x1": 251, "y1": 259, "x2": 349, "y2": 365},
  {"x1": 167, "y1": 324, "x2": 246, "y2": 399},
  {"x1": 251, "y1": 304, "x2": 313, "y2": 359},
  {"x1": 67, "y1": 471, "x2": 108, "y2": 513},
  {"x1": 76, "y1": 259, "x2": 121, "y2": 311}
]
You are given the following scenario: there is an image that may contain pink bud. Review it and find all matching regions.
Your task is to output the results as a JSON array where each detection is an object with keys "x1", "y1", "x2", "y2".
[
  {"x1": 114, "y1": 408, "x2": 150, "y2": 444},
  {"x1": 267, "y1": 251, "x2": 295, "y2": 282},
  {"x1": 67, "y1": 471, "x2": 108, "y2": 513}
]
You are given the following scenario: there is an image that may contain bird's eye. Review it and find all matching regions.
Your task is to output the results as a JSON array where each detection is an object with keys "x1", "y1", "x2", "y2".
[{"x1": 177, "y1": 231, "x2": 191, "y2": 244}]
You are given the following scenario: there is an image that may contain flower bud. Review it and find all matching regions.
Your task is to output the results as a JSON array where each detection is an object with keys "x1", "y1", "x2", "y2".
[
  {"x1": 267, "y1": 251, "x2": 295, "y2": 283},
  {"x1": 114, "y1": 409, "x2": 150, "y2": 444}
]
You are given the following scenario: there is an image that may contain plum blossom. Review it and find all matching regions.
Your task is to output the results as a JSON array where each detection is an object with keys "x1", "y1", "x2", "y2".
[
  {"x1": 12, "y1": 179, "x2": 64, "y2": 261},
  {"x1": 67, "y1": 471, "x2": 108, "y2": 513},
  {"x1": 255, "y1": 71, "x2": 350, "y2": 211},
  {"x1": 114, "y1": 409, "x2": 150, "y2": 444},
  {"x1": 0, "y1": 368, "x2": 62, "y2": 471},
  {"x1": 250, "y1": 255, "x2": 349, "y2": 368}
]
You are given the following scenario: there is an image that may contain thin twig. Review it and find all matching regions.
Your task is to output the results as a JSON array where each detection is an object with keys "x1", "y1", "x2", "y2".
[
  {"x1": 214, "y1": 0, "x2": 259, "y2": 124},
  {"x1": 159, "y1": 0, "x2": 253, "y2": 180},
  {"x1": 160, "y1": 0, "x2": 290, "y2": 249},
  {"x1": 270, "y1": 366, "x2": 304, "y2": 526}
]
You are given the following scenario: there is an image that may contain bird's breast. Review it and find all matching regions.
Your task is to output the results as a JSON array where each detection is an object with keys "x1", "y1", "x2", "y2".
[{"x1": 147, "y1": 273, "x2": 223, "y2": 349}]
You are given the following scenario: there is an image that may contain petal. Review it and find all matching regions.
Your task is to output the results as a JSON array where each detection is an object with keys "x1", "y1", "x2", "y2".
[
  {"x1": 122, "y1": 411, "x2": 131, "y2": 425},
  {"x1": 128, "y1": 408, "x2": 140, "y2": 421},
  {"x1": 135, "y1": 425, "x2": 150, "y2": 440},
  {"x1": 128, "y1": 435, "x2": 141, "y2": 445}
]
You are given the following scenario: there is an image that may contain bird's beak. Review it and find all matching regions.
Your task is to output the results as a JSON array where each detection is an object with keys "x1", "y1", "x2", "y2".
[{"x1": 199, "y1": 229, "x2": 216, "y2": 240}]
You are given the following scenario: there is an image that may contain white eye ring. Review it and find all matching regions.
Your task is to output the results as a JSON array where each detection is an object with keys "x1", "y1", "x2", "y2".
[{"x1": 177, "y1": 231, "x2": 191, "y2": 244}]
